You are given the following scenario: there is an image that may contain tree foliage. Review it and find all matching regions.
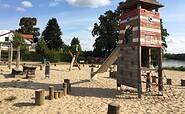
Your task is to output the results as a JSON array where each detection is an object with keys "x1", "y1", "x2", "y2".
[
  {"x1": 12, "y1": 32, "x2": 26, "y2": 48},
  {"x1": 12, "y1": 32, "x2": 28, "y2": 57},
  {"x1": 70, "y1": 37, "x2": 82, "y2": 52},
  {"x1": 160, "y1": 19, "x2": 169, "y2": 51},
  {"x1": 17, "y1": 17, "x2": 40, "y2": 38},
  {"x1": 92, "y1": 10, "x2": 120, "y2": 57},
  {"x1": 42, "y1": 18, "x2": 65, "y2": 51},
  {"x1": 35, "y1": 37, "x2": 48, "y2": 57},
  {"x1": 71, "y1": 37, "x2": 80, "y2": 46}
]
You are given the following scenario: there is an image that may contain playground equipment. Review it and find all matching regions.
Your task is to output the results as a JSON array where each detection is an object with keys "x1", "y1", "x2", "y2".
[
  {"x1": 91, "y1": 0, "x2": 164, "y2": 98},
  {"x1": 69, "y1": 45, "x2": 81, "y2": 71},
  {"x1": 91, "y1": 46, "x2": 119, "y2": 78}
]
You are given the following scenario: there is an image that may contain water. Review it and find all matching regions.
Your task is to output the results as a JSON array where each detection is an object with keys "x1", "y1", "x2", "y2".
[{"x1": 162, "y1": 59, "x2": 185, "y2": 67}]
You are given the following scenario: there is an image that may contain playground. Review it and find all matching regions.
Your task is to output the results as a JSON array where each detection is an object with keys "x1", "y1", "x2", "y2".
[{"x1": 0, "y1": 63, "x2": 185, "y2": 114}]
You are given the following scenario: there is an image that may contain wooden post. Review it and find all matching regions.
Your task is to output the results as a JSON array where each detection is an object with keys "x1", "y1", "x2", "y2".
[
  {"x1": 167, "y1": 79, "x2": 172, "y2": 85},
  {"x1": 107, "y1": 102, "x2": 120, "y2": 114},
  {"x1": 181, "y1": 80, "x2": 185, "y2": 86},
  {"x1": 63, "y1": 83, "x2": 67, "y2": 95},
  {"x1": 10, "y1": 43, "x2": 13, "y2": 69},
  {"x1": 16, "y1": 46, "x2": 20, "y2": 69},
  {"x1": 64, "y1": 79, "x2": 71, "y2": 93},
  {"x1": 69, "y1": 55, "x2": 76, "y2": 71},
  {"x1": 158, "y1": 48, "x2": 163, "y2": 92},
  {"x1": 0, "y1": 43, "x2": 2, "y2": 61},
  {"x1": 152, "y1": 76, "x2": 157, "y2": 83},
  {"x1": 35, "y1": 89, "x2": 45, "y2": 106},
  {"x1": 58, "y1": 91, "x2": 62, "y2": 98},
  {"x1": 49, "y1": 86, "x2": 54, "y2": 100},
  {"x1": 54, "y1": 91, "x2": 58, "y2": 99},
  {"x1": 146, "y1": 48, "x2": 151, "y2": 91},
  {"x1": 8, "y1": 43, "x2": 13, "y2": 69}
]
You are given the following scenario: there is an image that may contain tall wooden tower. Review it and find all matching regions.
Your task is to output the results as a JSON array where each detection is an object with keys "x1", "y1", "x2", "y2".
[{"x1": 117, "y1": 0, "x2": 163, "y2": 98}]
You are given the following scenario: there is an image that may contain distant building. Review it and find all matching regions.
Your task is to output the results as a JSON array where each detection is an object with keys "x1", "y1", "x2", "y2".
[{"x1": 0, "y1": 30, "x2": 34, "y2": 51}]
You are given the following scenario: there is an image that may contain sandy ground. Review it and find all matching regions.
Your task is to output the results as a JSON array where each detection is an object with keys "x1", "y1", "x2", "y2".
[{"x1": 0, "y1": 63, "x2": 185, "y2": 114}]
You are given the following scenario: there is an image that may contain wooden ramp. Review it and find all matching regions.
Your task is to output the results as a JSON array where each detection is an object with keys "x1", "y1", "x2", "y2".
[{"x1": 91, "y1": 47, "x2": 119, "y2": 78}]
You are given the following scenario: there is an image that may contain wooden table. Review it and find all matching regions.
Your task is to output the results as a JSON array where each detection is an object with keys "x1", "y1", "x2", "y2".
[{"x1": 23, "y1": 65, "x2": 37, "y2": 78}]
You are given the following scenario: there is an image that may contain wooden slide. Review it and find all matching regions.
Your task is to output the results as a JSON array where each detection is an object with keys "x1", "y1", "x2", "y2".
[{"x1": 91, "y1": 47, "x2": 119, "y2": 78}]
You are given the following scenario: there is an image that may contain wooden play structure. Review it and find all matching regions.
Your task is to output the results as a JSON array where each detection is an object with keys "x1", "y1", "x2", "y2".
[
  {"x1": 91, "y1": 0, "x2": 164, "y2": 98},
  {"x1": 0, "y1": 42, "x2": 14, "y2": 69},
  {"x1": 69, "y1": 45, "x2": 81, "y2": 71}
]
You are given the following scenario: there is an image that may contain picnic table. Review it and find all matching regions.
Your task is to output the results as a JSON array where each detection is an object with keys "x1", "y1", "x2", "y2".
[{"x1": 23, "y1": 65, "x2": 37, "y2": 78}]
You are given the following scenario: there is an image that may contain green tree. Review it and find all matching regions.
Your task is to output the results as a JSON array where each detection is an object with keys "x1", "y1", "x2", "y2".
[
  {"x1": 70, "y1": 37, "x2": 82, "y2": 52},
  {"x1": 12, "y1": 32, "x2": 26, "y2": 48},
  {"x1": 13, "y1": 32, "x2": 28, "y2": 69},
  {"x1": 35, "y1": 37, "x2": 48, "y2": 57},
  {"x1": 42, "y1": 18, "x2": 65, "y2": 51},
  {"x1": 17, "y1": 17, "x2": 40, "y2": 38},
  {"x1": 71, "y1": 37, "x2": 80, "y2": 46},
  {"x1": 160, "y1": 19, "x2": 169, "y2": 51},
  {"x1": 92, "y1": 10, "x2": 120, "y2": 57}
]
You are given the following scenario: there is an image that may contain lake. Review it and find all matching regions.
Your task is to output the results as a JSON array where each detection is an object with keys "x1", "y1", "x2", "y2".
[{"x1": 163, "y1": 59, "x2": 185, "y2": 67}]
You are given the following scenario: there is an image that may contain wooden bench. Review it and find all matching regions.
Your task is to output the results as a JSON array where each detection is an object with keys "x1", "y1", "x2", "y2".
[{"x1": 11, "y1": 68, "x2": 23, "y2": 78}]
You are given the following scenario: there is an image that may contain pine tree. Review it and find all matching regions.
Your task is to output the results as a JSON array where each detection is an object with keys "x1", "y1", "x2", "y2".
[{"x1": 42, "y1": 18, "x2": 65, "y2": 51}]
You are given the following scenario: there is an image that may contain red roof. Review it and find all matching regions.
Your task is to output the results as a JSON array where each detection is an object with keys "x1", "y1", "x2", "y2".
[{"x1": 22, "y1": 34, "x2": 33, "y2": 39}]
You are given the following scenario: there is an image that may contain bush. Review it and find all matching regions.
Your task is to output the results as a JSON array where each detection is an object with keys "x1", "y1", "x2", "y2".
[
  {"x1": 21, "y1": 51, "x2": 41, "y2": 61},
  {"x1": 45, "y1": 50, "x2": 60, "y2": 63}
]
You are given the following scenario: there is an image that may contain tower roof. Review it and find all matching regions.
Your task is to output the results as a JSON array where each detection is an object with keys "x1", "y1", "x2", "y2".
[{"x1": 118, "y1": 0, "x2": 164, "y2": 11}]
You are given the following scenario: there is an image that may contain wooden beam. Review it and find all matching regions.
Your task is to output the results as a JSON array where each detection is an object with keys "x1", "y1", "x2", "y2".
[{"x1": 69, "y1": 51, "x2": 81, "y2": 70}]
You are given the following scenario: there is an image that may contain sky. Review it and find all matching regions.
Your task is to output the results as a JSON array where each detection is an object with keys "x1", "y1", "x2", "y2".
[{"x1": 0, "y1": 0, "x2": 185, "y2": 54}]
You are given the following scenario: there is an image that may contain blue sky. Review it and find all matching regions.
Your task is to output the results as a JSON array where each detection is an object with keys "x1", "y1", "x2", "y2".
[{"x1": 0, "y1": 0, "x2": 185, "y2": 53}]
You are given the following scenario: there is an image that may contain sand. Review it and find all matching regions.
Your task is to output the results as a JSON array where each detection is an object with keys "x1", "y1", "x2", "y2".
[{"x1": 0, "y1": 63, "x2": 185, "y2": 114}]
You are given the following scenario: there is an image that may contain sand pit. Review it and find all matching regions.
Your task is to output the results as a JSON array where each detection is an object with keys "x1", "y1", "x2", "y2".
[{"x1": 0, "y1": 63, "x2": 185, "y2": 114}]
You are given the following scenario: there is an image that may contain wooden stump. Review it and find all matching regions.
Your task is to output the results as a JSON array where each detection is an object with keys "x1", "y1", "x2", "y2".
[
  {"x1": 64, "y1": 79, "x2": 71, "y2": 94},
  {"x1": 107, "y1": 102, "x2": 120, "y2": 114},
  {"x1": 109, "y1": 71, "x2": 116, "y2": 78},
  {"x1": 35, "y1": 89, "x2": 45, "y2": 106},
  {"x1": 58, "y1": 91, "x2": 62, "y2": 98},
  {"x1": 167, "y1": 79, "x2": 172, "y2": 85},
  {"x1": 181, "y1": 80, "x2": 185, "y2": 86},
  {"x1": 49, "y1": 86, "x2": 54, "y2": 100},
  {"x1": 152, "y1": 76, "x2": 157, "y2": 83},
  {"x1": 91, "y1": 68, "x2": 94, "y2": 72},
  {"x1": 40, "y1": 65, "x2": 43, "y2": 70},
  {"x1": 63, "y1": 83, "x2": 67, "y2": 95},
  {"x1": 54, "y1": 91, "x2": 58, "y2": 99}
]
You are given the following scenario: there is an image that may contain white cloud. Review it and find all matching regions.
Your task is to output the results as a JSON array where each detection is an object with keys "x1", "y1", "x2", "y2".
[
  {"x1": 49, "y1": 0, "x2": 61, "y2": 7},
  {"x1": 16, "y1": 7, "x2": 26, "y2": 12},
  {"x1": 21, "y1": 1, "x2": 33, "y2": 7},
  {"x1": 87, "y1": 26, "x2": 94, "y2": 32},
  {"x1": 66, "y1": 0, "x2": 110, "y2": 8},
  {"x1": 1, "y1": 4, "x2": 10, "y2": 8}
]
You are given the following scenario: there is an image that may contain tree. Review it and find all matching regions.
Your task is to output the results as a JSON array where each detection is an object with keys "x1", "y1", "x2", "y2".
[
  {"x1": 12, "y1": 32, "x2": 26, "y2": 48},
  {"x1": 35, "y1": 37, "x2": 48, "y2": 57},
  {"x1": 12, "y1": 32, "x2": 27, "y2": 69},
  {"x1": 17, "y1": 17, "x2": 40, "y2": 38},
  {"x1": 70, "y1": 37, "x2": 82, "y2": 52},
  {"x1": 92, "y1": 10, "x2": 120, "y2": 57},
  {"x1": 160, "y1": 19, "x2": 169, "y2": 51},
  {"x1": 42, "y1": 18, "x2": 65, "y2": 51},
  {"x1": 71, "y1": 37, "x2": 80, "y2": 46}
]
